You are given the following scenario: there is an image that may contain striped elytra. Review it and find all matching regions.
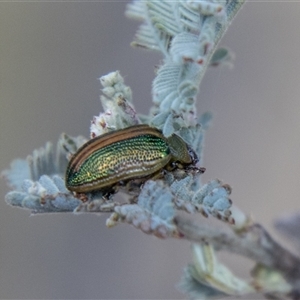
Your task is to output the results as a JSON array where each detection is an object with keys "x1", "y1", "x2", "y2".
[{"x1": 65, "y1": 124, "x2": 200, "y2": 193}]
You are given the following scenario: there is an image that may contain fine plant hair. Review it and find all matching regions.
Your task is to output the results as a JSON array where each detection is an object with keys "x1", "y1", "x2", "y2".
[{"x1": 2, "y1": 1, "x2": 300, "y2": 299}]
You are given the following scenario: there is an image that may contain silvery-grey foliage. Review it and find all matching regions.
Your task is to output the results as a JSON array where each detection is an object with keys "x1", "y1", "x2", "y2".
[
  {"x1": 178, "y1": 244, "x2": 253, "y2": 299},
  {"x1": 2, "y1": 66, "x2": 232, "y2": 226},
  {"x1": 170, "y1": 177, "x2": 233, "y2": 223},
  {"x1": 127, "y1": 0, "x2": 244, "y2": 135},
  {"x1": 2, "y1": 134, "x2": 86, "y2": 213},
  {"x1": 175, "y1": 217, "x2": 300, "y2": 299},
  {"x1": 209, "y1": 47, "x2": 234, "y2": 67},
  {"x1": 107, "y1": 180, "x2": 178, "y2": 238},
  {"x1": 179, "y1": 267, "x2": 227, "y2": 300},
  {"x1": 5, "y1": 175, "x2": 80, "y2": 213},
  {"x1": 3, "y1": 1, "x2": 300, "y2": 299},
  {"x1": 90, "y1": 71, "x2": 140, "y2": 138}
]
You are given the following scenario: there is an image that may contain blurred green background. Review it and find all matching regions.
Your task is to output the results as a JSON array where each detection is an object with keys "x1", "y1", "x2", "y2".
[{"x1": 1, "y1": 1, "x2": 300, "y2": 299}]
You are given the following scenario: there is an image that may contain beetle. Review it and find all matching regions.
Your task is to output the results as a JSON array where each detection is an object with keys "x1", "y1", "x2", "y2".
[{"x1": 65, "y1": 124, "x2": 204, "y2": 195}]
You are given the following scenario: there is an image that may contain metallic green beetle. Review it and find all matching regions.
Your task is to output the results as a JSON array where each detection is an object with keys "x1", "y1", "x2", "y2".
[{"x1": 65, "y1": 124, "x2": 203, "y2": 195}]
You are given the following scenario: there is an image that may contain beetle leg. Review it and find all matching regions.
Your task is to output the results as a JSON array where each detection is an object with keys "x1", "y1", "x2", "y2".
[
  {"x1": 165, "y1": 161, "x2": 177, "y2": 171},
  {"x1": 125, "y1": 170, "x2": 165, "y2": 194},
  {"x1": 185, "y1": 165, "x2": 206, "y2": 174},
  {"x1": 125, "y1": 178, "x2": 147, "y2": 194},
  {"x1": 149, "y1": 169, "x2": 165, "y2": 180},
  {"x1": 102, "y1": 185, "x2": 119, "y2": 200}
]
